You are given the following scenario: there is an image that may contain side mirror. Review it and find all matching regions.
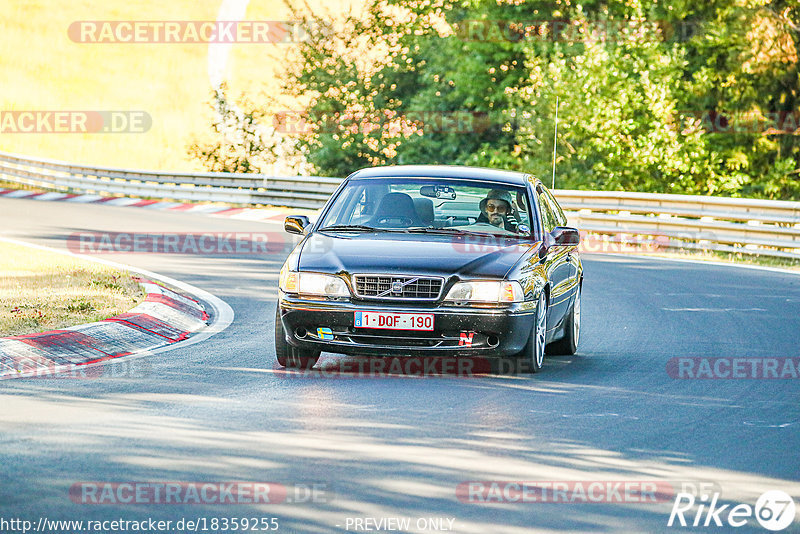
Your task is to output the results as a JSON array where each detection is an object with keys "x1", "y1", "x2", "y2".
[
  {"x1": 284, "y1": 215, "x2": 311, "y2": 235},
  {"x1": 551, "y1": 226, "x2": 580, "y2": 246}
]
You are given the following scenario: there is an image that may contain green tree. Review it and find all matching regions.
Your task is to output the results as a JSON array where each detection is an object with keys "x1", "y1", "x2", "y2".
[
  {"x1": 189, "y1": 85, "x2": 280, "y2": 174},
  {"x1": 475, "y1": 7, "x2": 718, "y2": 194},
  {"x1": 227, "y1": 0, "x2": 800, "y2": 199}
]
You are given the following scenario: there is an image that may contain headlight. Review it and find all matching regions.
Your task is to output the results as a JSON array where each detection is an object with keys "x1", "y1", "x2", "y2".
[
  {"x1": 444, "y1": 280, "x2": 524, "y2": 303},
  {"x1": 279, "y1": 266, "x2": 350, "y2": 297}
]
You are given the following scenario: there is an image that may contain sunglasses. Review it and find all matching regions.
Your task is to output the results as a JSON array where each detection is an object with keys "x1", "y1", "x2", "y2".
[{"x1": 486, "y1": 203, "x2": 509, "y2": 213}]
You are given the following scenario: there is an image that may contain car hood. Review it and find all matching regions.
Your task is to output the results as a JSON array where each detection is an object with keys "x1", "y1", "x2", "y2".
[{"x1": 298, "y1": 231, "x2": 539, "y2": 279}]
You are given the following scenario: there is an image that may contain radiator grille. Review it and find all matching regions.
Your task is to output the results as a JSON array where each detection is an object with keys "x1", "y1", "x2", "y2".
[{"x1": 353, "y1": 275, "x2": 443, "y2": 300}]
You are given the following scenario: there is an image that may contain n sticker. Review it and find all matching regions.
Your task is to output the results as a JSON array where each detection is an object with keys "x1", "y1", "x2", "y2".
[{"x1": 459, "y1": 332, "x2": 475, "y2": 347}]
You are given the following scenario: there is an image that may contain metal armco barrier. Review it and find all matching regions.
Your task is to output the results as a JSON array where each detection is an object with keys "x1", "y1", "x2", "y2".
[
  {"x1": 0, "y1": 151, "x2": 341, "y2": 210},
  {"x1": 1, "y1": 150, "x2": 799, "y2": 259}
]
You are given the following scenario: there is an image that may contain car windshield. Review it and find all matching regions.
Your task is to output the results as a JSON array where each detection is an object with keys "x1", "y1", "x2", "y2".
[{"x1": 318, "y1": 177, "x2": 534, "y2": 237}]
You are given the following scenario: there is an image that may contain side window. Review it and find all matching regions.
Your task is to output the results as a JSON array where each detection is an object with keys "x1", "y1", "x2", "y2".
[
  {"x1": 536, "y1": 187, "x2": 557, "y2": 233},
  {"x1": 542, "y1": 188, "x2": 567, "y2": 226},
  {"x1": 511, "y1": 191, "x2": 532, "y2": 234},
  {"x1": 325, "y1": 184, "x2": 365, "y2": 225}
]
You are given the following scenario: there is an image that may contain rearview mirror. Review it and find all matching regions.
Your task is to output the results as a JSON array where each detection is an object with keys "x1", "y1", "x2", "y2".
[
  {"x1": 551, "y1": 226, "x2": 580, "y2": 246},
  {"x1": 284, "y1": 215, "x2": 311, "y2": 235},
  {"x1": 419, "y1": 185, "x2": 456, "y2": 200}
]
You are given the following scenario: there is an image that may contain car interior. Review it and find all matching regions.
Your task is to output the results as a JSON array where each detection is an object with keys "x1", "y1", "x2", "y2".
[{"x1": 336, "y1": 181, "x2": 531, "y2": 234}]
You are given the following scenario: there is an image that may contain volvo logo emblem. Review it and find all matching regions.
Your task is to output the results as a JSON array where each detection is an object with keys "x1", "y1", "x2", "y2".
[{"x1": 376, "y1": 277, "x2": 420, "y2": 298}]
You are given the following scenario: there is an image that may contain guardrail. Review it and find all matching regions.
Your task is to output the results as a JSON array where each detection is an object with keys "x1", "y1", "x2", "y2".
[
  {"x1": 558, "y1": 190, "x2": 800, "y2": 260},
  {"x1": 0, "y1": 151, "x2": 341, "y2": 210},
  {"x1": 1, "y1": 150, "x2": 799, "y2": 260}
]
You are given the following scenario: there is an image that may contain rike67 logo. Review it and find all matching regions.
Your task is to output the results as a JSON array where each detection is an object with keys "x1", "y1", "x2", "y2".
[{"x1": 668, "y1": 490, "x2": 796, "y2": 531}]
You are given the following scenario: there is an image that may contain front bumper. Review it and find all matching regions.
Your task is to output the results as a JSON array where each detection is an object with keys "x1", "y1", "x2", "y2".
[{"x1": 277, "y1": 293, "x2": 536, "y2": 357}]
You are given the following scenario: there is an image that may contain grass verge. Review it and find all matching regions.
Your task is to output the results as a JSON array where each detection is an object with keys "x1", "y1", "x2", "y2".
[{"x1": 0, "y1": 242, "x2": 144, "y2": 336}]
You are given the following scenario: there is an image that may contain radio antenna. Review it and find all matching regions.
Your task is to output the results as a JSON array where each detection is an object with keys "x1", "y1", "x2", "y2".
[{"x1": 551, "y1": 96, "x2": 559, "y2": 190}]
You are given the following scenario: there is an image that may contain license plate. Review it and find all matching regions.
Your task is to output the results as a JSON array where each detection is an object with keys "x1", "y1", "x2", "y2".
[{"x1": 354, "y1": 311, "x2": 434, "y2": 331}]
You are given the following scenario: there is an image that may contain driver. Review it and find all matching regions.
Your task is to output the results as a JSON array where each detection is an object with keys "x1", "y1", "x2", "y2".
[{"x1": 477, "y1": 189, "x2": 517, "y2": 231}]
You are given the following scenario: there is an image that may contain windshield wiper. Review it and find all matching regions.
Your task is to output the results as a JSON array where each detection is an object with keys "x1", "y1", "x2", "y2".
[
  {"x1": 317, "y1": 224, "x2": 382, "y2": 232},
  {"x1": 406, "y1": 226, "x2": 506, "y2": 237}
]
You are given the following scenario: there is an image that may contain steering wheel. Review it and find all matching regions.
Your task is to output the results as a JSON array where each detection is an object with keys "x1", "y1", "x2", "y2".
[{"x1": 375, "y1": 216, "x2": 414, "y2": 227}]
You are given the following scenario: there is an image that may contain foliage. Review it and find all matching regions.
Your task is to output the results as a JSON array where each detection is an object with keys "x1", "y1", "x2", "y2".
[
  {"x1": 188, "y1": 85, "x2": 280, "y2": 174},
  {"x1": 198, "y1": 0, "x2": 800, "y2": 199}
]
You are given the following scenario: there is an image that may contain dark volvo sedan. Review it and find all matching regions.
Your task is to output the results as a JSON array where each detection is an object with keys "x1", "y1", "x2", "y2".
[{"x1": 275, "y1": 165, "x2": 582, "y2": 373}]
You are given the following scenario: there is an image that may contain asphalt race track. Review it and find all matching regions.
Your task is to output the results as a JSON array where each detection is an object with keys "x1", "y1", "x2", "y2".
[{"x1": 0, "y1": 196, "x2": 798, "y2": 533}]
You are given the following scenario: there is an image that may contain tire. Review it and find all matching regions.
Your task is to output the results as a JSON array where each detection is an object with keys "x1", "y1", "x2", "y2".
[
  {"x1": 274, "y1": 306, "x2": 320, "y2": 369},
  {"x1": 547, "y1": 283, "x2": 580, "y2": 355},
  {"x1": 516, "y1": 291, "x2": 547, "y2": 374}
]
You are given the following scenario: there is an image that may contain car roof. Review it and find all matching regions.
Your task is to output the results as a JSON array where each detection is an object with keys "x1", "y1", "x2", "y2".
[{"x1": 347, "y1": 165, "x2": 535, "y2": 186}]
